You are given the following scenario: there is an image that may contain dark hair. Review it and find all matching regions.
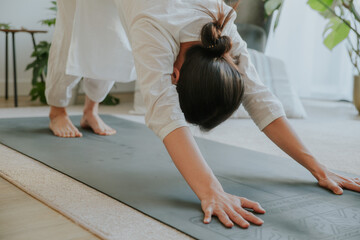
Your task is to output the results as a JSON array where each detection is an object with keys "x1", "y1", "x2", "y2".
[{"x1": 176, "y1": 1, "x2": 244, "y2": 131}]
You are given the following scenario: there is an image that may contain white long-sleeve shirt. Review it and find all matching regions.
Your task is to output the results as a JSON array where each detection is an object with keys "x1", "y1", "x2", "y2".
[
  {"x1": 118, "y1": 0, "x2": 285, "y2": 140},
  {"x1": 68, "y1": 0, "x2": 285, "y2": 140}
]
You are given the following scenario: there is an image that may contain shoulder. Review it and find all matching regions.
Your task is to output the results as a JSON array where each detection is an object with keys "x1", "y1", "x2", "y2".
[
  {"x1": 130, "y1": 19, "x2": 178, "y2": 52},
  {"x1": 129, "y1": 19, "x2": 177, "y2": 73},
  {"x1": 129, "y1": 19, "x2": 178, "y2": 68}
]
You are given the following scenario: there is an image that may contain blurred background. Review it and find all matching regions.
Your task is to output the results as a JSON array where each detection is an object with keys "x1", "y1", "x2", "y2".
[{"x1": 0, "y1": 0, "x2": 359, "y2": 112}]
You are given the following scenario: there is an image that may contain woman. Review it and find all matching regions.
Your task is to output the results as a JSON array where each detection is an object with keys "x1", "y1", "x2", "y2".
[{"x1": 46, "y1": 0, "x2": 360, "y2": 228}]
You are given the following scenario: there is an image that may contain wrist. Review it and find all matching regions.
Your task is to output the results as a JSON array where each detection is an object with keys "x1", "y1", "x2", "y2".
[
  {"x1": 197, "y1": 177, "x2": 224, "y2": 201},
  {"x1": 308, "y1": 160, "x2": 328, "y2": 181}
]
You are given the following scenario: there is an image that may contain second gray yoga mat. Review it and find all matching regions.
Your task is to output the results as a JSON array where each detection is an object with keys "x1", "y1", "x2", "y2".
[{"x1": 0, "y1": 115, "x2": 359, "y2": 240}]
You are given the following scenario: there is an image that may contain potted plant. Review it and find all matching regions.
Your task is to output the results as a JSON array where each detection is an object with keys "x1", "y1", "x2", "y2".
[
  {"x1": 0, "y1": 23, "x2": 11, "y2": 29},
  {"x1": 307, "y1": 0, "x2": 360, "y2": 114}
]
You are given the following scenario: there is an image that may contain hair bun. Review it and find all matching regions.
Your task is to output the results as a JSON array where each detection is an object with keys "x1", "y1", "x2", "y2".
[
  {"x1": 199, "y1": 0, "x2": 236, "y2": 58},
  {"x1": 201, "y1": 22, "x2": 232, "y2": 57}
]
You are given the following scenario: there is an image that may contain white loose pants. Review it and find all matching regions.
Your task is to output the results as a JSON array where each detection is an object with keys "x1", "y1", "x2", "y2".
[{"x1": 45, "y1": 0, "x2": 132, "y2": 107}]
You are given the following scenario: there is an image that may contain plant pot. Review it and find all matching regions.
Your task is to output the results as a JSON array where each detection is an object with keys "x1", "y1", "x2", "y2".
[{"x1": 354, "y1": 75, "x2": 360, "y2": 115}]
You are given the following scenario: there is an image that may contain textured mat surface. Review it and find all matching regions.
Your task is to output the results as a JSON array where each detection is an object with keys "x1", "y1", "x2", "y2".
[{"x1": 0, "y1": 115, "x2": 359, "y2": 240}]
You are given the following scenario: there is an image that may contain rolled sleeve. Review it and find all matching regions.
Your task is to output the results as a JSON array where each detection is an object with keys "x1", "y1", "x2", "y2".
[
  {"x1": 158, "y1": 119, "x2": 189, "y2": 141},
  {"x1": 257, "y1": 109, "x2": 286, "y2": 131},
  {"x1": 130, "y1": 20, "x2": 188, "y2": 140}
]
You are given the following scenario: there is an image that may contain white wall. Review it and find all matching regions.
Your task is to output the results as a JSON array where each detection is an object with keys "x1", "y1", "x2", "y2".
[
  {"x1": 0, "y1": 0, "x2": 134, "y2": 97},
  {"x1": 265, "y1": 0, "x2": 354, "y2": 101},
  {"x1": 0, "y1": 0, "x2": 54, "y2": 96}
]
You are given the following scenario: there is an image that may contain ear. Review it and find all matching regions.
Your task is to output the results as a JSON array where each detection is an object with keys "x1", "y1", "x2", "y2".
[{"x1": 171, "y1": 67, "x2": 180, "y2": 85}]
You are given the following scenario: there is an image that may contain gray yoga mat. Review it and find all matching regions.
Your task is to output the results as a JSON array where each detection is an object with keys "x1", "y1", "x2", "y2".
[{"x1": 0, "y1": 115, "x2": 359, "y2": 240}]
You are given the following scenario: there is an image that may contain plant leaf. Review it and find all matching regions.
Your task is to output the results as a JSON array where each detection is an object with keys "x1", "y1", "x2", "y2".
[
  {"x1": 264, "y1": 0, "x2": 283, "y2": 16},
  {"x1": 307, "y1": 0, "x2": 334, "y2": 12},
  {"x1": 25, "y1": 61, "x2": 36, "y2": 70},
  {"x1": 323, "y1": 17, "x2": 351, "y2": 50},
  {"x1": 0, "y1": 23, "x2": 11, "y2": 29},
  {"x1": 101, "y1": 94, "x2": 120, "y2": 106},
  {"x1": 273, "y1": 0, "x2": 285, "y2": 31}
]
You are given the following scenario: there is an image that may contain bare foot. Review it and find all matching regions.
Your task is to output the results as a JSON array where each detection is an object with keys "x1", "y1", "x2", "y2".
[
  {"x1": 49, "y1": 107, "x2": 82, "y2": 138},
  {"x1": 80, "y1": 112, "x2": 116, "y2": 136}
]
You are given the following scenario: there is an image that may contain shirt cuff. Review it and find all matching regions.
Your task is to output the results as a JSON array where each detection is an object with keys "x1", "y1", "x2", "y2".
[
  {"x1": 158, "y1": 120, "x2": 189, "y2": 141},
  {"x1": 257, "y1": 109, "x2": 286, "y2": 131}
]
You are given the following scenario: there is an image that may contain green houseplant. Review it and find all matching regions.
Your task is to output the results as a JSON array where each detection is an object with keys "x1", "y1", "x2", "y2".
[
  {"x1": 307, "y1": 0, "x2": 360, "y2": 113},
  {"x1": 26, "y1": 1, "x2": 119, "y2": 105},
  {"x1": 0, "y1": 23, "x2": 11, "y2": 29},
  {"x1": 25, "y1": 1, "x2": 56, "y2": 104}
]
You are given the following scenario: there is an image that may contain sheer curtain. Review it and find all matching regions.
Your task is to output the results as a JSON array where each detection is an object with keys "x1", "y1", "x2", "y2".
[{"x1": 265, "y1": 0, "x2": 354, "y2": 101}]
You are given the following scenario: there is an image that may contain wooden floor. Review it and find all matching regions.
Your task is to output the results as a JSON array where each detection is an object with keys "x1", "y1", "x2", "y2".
[{"x1": 0, "y1": 177, "x2": 99, "y2": 240}]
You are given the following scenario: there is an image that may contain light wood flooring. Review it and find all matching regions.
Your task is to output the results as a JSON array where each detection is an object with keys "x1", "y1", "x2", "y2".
[{"x1": 0, "y1": 177, "x2": 99, "y2": 240}]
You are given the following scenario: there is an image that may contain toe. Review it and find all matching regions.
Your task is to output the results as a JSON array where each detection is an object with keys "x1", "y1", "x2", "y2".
[
  {"x1": 76, "y1": 131, "x2": 83, "y2": 137},
  {"x1": 68, "y1": 130, "x2": 75, "y2": 138},
  {"x1": 64, "y1": 129, "x2": 71, "y2": 138},
  {"x1": 100, "y1": 130, "x2": 109, "y2": 136},
  {"x1": 54, "y1": 131, "x2": 61, "y2": 137},
  {"x1": 64, "y1": 130, "x2": 72, "y2": 138},
  {"x1": 97, "y1": 126, "x2": 113, "y2": 136},
  {"x1": 108, "y1": 129, "x2": 116, "y2": 135},
  {"x1": 59, "y1": 131, "x2": 66, "y2": 137},
  {"x1": 105, "y1": 129, "x2": 115, "y2": 135},
  {"x1": 71, "y1": 126, "x2": 82, "y2": 137},
  {"x1": 103, "y1": 126, "x2": 116, "y2": 135},
  {"x1": 93, "y1": 128, "x2": 104, "y2": 135}
]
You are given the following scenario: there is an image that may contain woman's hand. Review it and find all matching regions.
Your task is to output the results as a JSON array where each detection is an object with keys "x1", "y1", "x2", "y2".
[
  {"x1": 262, "y1": 117, "x2": 360, "y2": 195},
  {"x1": 201, "y1": 189, "x2": 265, "y2": 228},
  {"x1": 317, "y1": 169, "x2": 360, "y2": 195},
  {"x1": 164, "y1": 127, "x2": 265, "y2": 228}
]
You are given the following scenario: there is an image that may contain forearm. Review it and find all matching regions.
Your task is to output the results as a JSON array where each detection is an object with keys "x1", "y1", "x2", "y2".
[
  {"x1": 262, "y1": 117, "x2": 327, "y2": 180},
  {"x1": 163, "y1": 126, "x2": 223, "y2": 200}
]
